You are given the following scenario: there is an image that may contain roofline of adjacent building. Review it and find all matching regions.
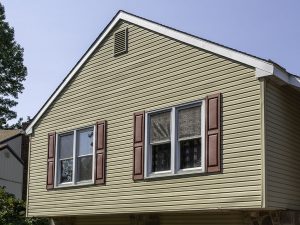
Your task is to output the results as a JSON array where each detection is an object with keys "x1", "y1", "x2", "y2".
[
  {"x1": 0, "y1": 132, "x2": 23, "y2": 145},
  {"x1": 0, "y1": 144, "x2": 24, "y2": 165},
  {"x1": 25, "y1": 10, "x2": 300, "y2": 135}
]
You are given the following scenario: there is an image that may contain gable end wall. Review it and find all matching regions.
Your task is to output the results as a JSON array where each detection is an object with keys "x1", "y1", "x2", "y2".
[{"x1": 27, "y1": 21, "x2": 262, "y2": 217}]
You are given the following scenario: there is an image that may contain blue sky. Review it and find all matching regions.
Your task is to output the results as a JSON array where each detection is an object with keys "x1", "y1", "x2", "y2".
[{"x1": 2, "y1": 0, "x2": 300, "y2": 123}]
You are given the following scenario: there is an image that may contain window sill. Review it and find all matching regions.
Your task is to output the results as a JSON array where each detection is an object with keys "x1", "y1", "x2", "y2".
[
  {"x1": 54, "y1": 180, "x2": 94, "y2": 189},
  {"x1": 145, "y1": 167, "x2": 204, "y2": 179}
]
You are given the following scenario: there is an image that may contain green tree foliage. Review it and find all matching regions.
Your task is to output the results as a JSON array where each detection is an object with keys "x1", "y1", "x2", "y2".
[
  {"x1": 0, "y1": 3, "x2": 27, "y2": 128},
  {"x1": 3, "y1": 116, "x2": 31, "y2": 129},
  {"x1": 0, "y1": 187, "x2": 49, "y2": 225}
]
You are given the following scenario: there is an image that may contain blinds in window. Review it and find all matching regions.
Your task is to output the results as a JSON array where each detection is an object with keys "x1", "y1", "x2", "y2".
[
  {"x1": 178, "y1": 106, "x2": 201, "y2": 139},
  {"x1": 150, "y1": 111, "x2": 170, "y2": 143}
]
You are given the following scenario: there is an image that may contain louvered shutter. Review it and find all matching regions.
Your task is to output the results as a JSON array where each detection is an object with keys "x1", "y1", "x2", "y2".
[
  {"x1": 133, "y1": 111, "x2": 145, "y2": 180},
  {"x1": 205, "y1": 93, "x2": 221, "y2": 173},
  {"x1": 95, "y1": 121, "x2": 107, "y2": 184},
  {"x1": 46, "y1": 132, "x2": 56, "y2": 190}
]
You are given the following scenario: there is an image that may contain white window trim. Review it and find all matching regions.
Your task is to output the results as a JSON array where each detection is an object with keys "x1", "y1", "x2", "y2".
[
  {"x1": 54, "y1": 125, "x2": 96, "y2": 188},
  {"x1": 144, "y1": 100, "x2": 206, "y2": 178}
]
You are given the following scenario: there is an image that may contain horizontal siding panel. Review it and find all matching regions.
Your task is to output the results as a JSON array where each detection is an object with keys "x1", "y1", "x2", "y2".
[
  {"x1": 29, "y1": 178, "x2": 261, "y2": 197},
  {"x1": 265, "y1": 79, "x2": 300, "y2": 210},
  {"x1": 69, "y1": 62, "x2": 247, "y2": 101},
  {"x1": 48, "y1": 66, "x2": 254, "y2": 115},
  {"x1": 51, "y1": 69, "x2": 255, "y2": 111},
  {"x1": 28, "y1": 21, "x2": 262, "y2": 217},
  {"x1": 29, "y1": 200, "x2": 261, "y2": 217},
  {"x1": 29, "y1": 195, "x2": 261, "y2": 210}
]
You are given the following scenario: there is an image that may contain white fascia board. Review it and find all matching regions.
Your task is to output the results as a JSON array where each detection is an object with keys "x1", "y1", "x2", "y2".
[{"x1": 25, "y1": 11, "x2": 294, "y2": 134}]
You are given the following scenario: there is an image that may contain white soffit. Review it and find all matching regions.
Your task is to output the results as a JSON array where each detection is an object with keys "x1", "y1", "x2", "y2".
[{"x1": 25, "y1": 11, "x2": 300, "y2": 134}]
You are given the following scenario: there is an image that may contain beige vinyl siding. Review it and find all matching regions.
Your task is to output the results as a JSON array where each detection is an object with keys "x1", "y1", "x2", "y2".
[
  {"x1": 27, "y1": 21, "x2": 262, "y2": 217},
  {"x1": 74, "y1": 212, "x2": 246, "y2": 225},
  {"x1": 265, "y1": 78, "x2": 300, "y2": 210}
]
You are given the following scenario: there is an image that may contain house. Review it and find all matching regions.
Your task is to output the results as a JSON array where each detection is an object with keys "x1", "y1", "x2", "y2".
[
  {"x1": 25, "y1": 11, "x2": 300, "y2": 225},
  {"x1": 0, "y1": 129, "x2": 29, "y2": 200}
]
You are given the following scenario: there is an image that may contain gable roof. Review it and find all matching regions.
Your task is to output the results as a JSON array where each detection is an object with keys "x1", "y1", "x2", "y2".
[
  {"x1": 0, "y1": 129, "x2": 23, "y2": 143},
  {"x1": 25, "y1": 10, "x2": 300, "y2": 135}
]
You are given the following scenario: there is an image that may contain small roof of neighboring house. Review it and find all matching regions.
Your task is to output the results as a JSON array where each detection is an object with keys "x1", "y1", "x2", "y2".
[
  {"x1": 0, "y1": 143, "x2": 24, "y2": 165},
  {"x1": 0, "y1": 129, "x2": 23, "y2": 143},
  {"x1": 25, "y1": 10, "x2": 300, "y2": 135}
]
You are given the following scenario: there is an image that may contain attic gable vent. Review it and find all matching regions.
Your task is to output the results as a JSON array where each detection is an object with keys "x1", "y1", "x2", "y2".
[{"x1": 114, "y1": 28, "x2": 128, "y2": 56}]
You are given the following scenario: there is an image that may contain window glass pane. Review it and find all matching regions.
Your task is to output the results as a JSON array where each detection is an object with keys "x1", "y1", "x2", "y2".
[
  {"x1": 60, "y1": 159, "x2": 73, "y2": 183},
  {"x1": 152, "y1": 143, "x2": 171, "y2": 172},
  {"x1": 180, "y1": 139, "x2": 201, "y2": 169},
  {"x1": 77, "y1": 128, "x2": 94, "y2": 156},
  {"x1": 59, "y1": 133, "x2": 74, "y2": 159},
  {"x1": 178, "y1": 106, "x2": 201, "y2": 139},
  {"x1": 150, "y1": 111, "x2": 171, "y2": 143},
  {"x1": 77, "y1": 156, "x2": 93, "y2": 181}
]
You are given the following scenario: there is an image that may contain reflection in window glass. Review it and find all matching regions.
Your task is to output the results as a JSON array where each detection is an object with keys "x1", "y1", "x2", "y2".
[
  {"x1": 60, "y1": 159, "x2": 73, "y2": 183},
  {"x1": 78, "y1": 156, "x2": 93, "y2": 181},
  {"x1": 77, "y1": 127, "x2": 94, "y2": 182},
  {"x1": 58, "y1": 133, "x2": 74, "y2": 184},
  {"x1": 57, "y1": 127, "x2": 94, "y2": 185},
  {"x1": 152, "y1": 143, "x2": 171, "y2": 172},
  {"x1": 77, "y1": 128, "x2": 93, "y2": 155},
  {"x1": 59, "y1": 133, "x2": 74, "y2": 159},
  {"x1": 180, "y1": 139, "x2": 201, "y2": 169}
]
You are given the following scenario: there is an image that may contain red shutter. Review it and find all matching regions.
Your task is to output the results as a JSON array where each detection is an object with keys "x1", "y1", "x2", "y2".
[
  {"x1": 205, "y1": 93, "x2": 221, "y2": 173},
  {"x1": 46, "y1": 132, "x2": 56, "y2": 190},
  {"x1": 133, "y1": 111, "x2": 145, "y2": 180},
  {"x1": 95, "y1": 120, "x2": 107, "y2": 184}
]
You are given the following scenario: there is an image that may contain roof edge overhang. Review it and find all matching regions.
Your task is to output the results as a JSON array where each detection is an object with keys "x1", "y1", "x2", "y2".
[
  {"x1": 256, "y1": 65, "x2": 300, "y2": 88},
  {"x1": 25, "y1": 10, "x2": 300, "y2": 135}
]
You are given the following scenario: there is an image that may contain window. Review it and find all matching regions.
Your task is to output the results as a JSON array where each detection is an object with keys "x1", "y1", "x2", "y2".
[
  {"x1": 55, "y1": 126, "x2": 95, "y2": 186},
  {"x1": 145, "y1": 101, "x2": 205, "y2": 177}
]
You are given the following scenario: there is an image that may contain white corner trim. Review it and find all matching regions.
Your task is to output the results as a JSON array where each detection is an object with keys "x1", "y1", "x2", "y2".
[{"x1": 25, "y1": 11, "x2": 298, "y2": 134}]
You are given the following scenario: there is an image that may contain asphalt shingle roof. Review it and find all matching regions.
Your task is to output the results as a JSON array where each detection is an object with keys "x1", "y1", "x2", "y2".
[{"x1": 0, "y1": 129, "x2": 23, "y2": 143}]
